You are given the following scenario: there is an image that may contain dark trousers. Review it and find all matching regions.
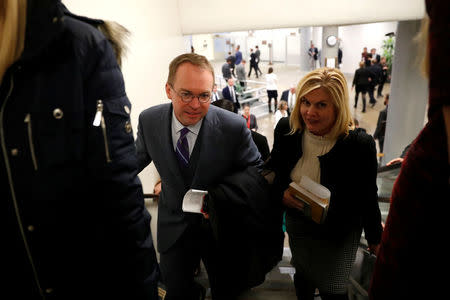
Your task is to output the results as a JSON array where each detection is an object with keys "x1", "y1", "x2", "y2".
[
  {"x1": 248, "y1": 64, "x2": 258, "y2": 78},
  {"x1": 377, "y1": 80, "x2": 385, "y2": 97},
  {"x1": 368, "y1": 84, "x2": 376, "y2": 104},
  {"x1": 256, "y1": 62, "x2": 262, "y2": 76},
  {"x1": 267, "y1": 90, "x2": 278, "y2": 112},
  {"x1": 160, "y1": 220, "x2": 233, "y2": 300},
  {"x1": 294, "y1": 273, "x2": 348, "y2": 300},
  {"x1": 355, "y1": 85, "x2": 367, "y2": 112}
]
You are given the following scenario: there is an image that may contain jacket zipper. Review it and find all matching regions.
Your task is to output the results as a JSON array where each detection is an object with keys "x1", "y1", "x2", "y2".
[
  {"x1": 93, "y1": 100, "x2": 111, "y2": 163},
  {"x1": 0, "y1": 76, "x2": 45, "y2": 298},
  {"x1": 24, "y1": 113, "x2": 38, "y2": 171}
]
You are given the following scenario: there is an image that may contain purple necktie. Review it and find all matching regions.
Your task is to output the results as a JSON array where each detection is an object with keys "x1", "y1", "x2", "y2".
[{"x1": 176, "y1": 127, "x2": 190, "y2": 167}]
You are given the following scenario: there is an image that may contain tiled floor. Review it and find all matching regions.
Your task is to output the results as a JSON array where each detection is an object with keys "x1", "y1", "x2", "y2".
[{"x1": 146, "y1": 61, "x2": 391, "y2": 300}]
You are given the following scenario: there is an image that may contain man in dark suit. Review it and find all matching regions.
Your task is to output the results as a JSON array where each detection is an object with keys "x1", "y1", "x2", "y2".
[
  {"x1": 370, "y1": 48, "x2": 381, "y2": 64},
  {"x1": 222, "y1": 78, "x2": 240, "y2": 113},
  {"x1": 280, "y1": 86, "x2": 296, "y2": 113},
  {"x1": 248, "y1": 48, "x2": 258, "y2": 78},
  {"x1": 367, "y1": 59, "x2": 382, "y2": 106},
  {"x1": 255, "y1": 45, "x2": 263, "y2": 76},
  {"x1": 211, "y1": 83, "x2": 223, "y2": 102},
  {"x1": 135, "y1": 53, "x2": 262, "y2": 300},
  {"x1": 222, "y1": 58, "x2": 232, "y2": 81}
]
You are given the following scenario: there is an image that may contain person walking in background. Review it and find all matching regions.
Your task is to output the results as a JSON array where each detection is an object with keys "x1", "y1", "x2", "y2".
[
  {"x1": 367, "y1": 59, "x2": 381, "y2": 106},
  {"x1": 227, "y1": 51, "x2": 236, "y2": 77},
  {"x1": 211, "y1": 83, "x2": 223, "y2": 102},
  {"x1": 377, "y1": 56, "x2": 389, "y2": 98},
  {"x1": 1, "y1": 0, "x2": 159, "y2": 298},
  {"x1": 269, "y1": 67, "x2": 382, "y2": 300},
  {"x1": 242, "y1": 103, "x2": 258, "y2": 131},
  {"x1": 265, "y1": 67, "x2": 278, "y2": 113},
  {"x1": 373, "y1": 94, "x2": 389, "y2": 154},
  {"x1": 274, "y1": 100, "x2": 289, "y2": 129},
  {"x1": 248, "y1": 48, "x2": 258, "y2": 78},
  {"x1": 352, "y1": 61, "x2": 373, "y2": 112},
  {"x1": 308, "y1": 42, "x2": 319, "y2": 70},
  {"x1": 370, "y1": 1, "x2": 450, "y2": 298},
  {"x1": 236, "y1": 59, "x2": 247, "y2": 89},
  {"x1": 222, "y1": 78, "x2": 240, "y2": 113},
  {"x1": 281, "y1": 85, "x2": 297, "y2": 114},
  {"x1": 222, "y1": 58, "x2": 232, "y2": 82},
  {"x1": 235, "y1": 45, "x2": 242, "y2": 66},
  {"x1": 135, "y1": 53, "x2": 264, "y2": 300},
  {"x1": 255, "y1": 45, "x2": 263, "y2": 77}
]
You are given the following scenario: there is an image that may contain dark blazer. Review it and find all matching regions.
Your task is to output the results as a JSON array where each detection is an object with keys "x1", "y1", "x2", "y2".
[
  {"x1": 135, "y1": 104, "x2": 262, "y2": 252},
  {"x1": 222, "y1": 85, "x2": 240, "y2": 111},
  {"x1": 207, "y1": 166, "x2": 284, "y2": 294},
  {"x1": 251, "y1": 131, "x2": 270, "y2": 162},
  {"x1": 222, "y1": 62, "x2": 232, "y2": 80},
  {"x1": 270, "y1": 118, "x2": 382, "y2": 244},
  {"x1": 352, "y1": 67, "x2": 373, "y2": 87},
  {"x1": 280, "y1": 89, "x2": 290, "y2": 101},
  {"x1": 374, "y1": 107, "x2": 388, "y2": 152},
  {"x1": 1, "y1": 2, "x2": 158, "y2": 298}
]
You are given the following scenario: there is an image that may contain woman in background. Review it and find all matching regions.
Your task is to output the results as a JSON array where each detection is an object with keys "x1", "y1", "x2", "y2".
[
  {"x1": 265, "y1": 67, "x2": 278, "y2": 113},
  {"x1": 274, "y1": 100, "x2": 288, "y2": 129}
]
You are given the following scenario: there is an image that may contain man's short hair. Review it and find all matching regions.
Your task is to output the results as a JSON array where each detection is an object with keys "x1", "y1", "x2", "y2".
[
  {"x1": 211, "y1": 99, "x2": 234, "y2": 112},
  {"x1": 167, "y1": 53, "x2": 214, "y2": 86}
]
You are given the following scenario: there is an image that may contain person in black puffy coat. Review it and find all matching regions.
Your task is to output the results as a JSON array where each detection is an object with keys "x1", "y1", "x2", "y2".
[{"x1": 0, "y1": 0, "x2": 159, "y2": 299}]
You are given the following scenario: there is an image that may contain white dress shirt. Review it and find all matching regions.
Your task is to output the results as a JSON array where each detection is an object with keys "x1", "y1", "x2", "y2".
[{"x1": 171, "y1": 111, "x2": 203, "y2": 156}]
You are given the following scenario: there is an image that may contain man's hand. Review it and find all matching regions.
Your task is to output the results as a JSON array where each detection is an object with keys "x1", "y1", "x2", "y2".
[
  {"x1": 386, "y1": 157, "x2": 403, "y2": 166},
  {"x1": 153, "y1": 181, "x2": 162, "y2": 196},
  {"x1": 282, "y1": 188, "x2": 305, "y2": 211}
]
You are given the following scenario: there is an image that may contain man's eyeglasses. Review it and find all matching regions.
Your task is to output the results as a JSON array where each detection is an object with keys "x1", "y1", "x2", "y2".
[{"x1": 170, "y1": 85, "x2": 211, "y2": 103}]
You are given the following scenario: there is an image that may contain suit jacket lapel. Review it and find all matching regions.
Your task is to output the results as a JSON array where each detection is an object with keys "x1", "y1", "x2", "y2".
[
  {"x1": 159, "y1": 104, "x2": 183, "y2": 182},
  {"x1": 190, "y1": 108, "x2": 219, "y2": 189}
]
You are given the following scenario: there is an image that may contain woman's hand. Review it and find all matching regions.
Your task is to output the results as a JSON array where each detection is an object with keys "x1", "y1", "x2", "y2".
[{"x1": 282, "y1": 188, "x2": 305, "y2": 211}]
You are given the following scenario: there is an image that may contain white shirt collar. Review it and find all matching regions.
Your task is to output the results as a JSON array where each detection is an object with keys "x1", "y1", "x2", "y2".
[{"x1": 172, "y1": 111, "x2": 203, "y2": 136}]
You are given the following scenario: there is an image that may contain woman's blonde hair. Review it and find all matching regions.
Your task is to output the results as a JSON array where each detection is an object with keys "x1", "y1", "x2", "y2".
[
  {"x1": 0, "y1": 0, "x2": 27, "y2": 84},
  {"x1": 289, "y1": 67, "x2": 353, "y2": 138}
]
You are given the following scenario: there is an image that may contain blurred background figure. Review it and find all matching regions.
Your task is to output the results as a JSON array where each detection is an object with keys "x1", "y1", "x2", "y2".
[
  {"x1": 242, "y1": 103, "x2": 258, "y2": 131},
  {"x1": 352, "y1": 61, "x2": 373, "y2": 112},
  {"x1": 281, "y1": 85, "x2": 297, "y2": 114},
  {"x1": 265, "y1": 67, "x2": 278, "y2": 113},
  {"x1": 274, "y1": 100, "x2": 288, "y2": 129},
  {"x1": 374, "y1": 93, "x2": 389, "y2": 154},
  {"x1": 236, "y1": 59, "x2": 247, "y2": 89}
]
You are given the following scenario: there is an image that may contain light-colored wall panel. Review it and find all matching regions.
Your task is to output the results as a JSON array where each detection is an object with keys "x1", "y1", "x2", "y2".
[
  {"x1": 178, "y1": 0, "x2": 425, "y2": 35},
  {"x1": 63, "y1": 0, "x2": 185, "y2": 194}
]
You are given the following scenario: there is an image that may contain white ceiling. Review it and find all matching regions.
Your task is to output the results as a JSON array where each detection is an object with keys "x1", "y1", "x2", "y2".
[{"x1": 178, "y1": 0, "x2": 426, "y2": 34}]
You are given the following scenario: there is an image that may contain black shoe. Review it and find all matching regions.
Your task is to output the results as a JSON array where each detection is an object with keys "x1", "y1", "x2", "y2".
[
  {"x1": 354, "y1": 104, "x2": 357, "y2": 108},
  {"x1": 362, "y1": 109, "x2": 366, "y2": 113}
]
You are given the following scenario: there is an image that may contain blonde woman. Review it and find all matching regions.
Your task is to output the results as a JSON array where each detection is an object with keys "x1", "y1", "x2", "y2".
[
  {"x1": 274, "y1": 100, "x2": 288, "y2": 129},
  {"x1": 270, "y1": 68, "x2": 382, "y2": 300},
  {"x1": 1, "y1": 0, "x2": 158, "y2": 298}
]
